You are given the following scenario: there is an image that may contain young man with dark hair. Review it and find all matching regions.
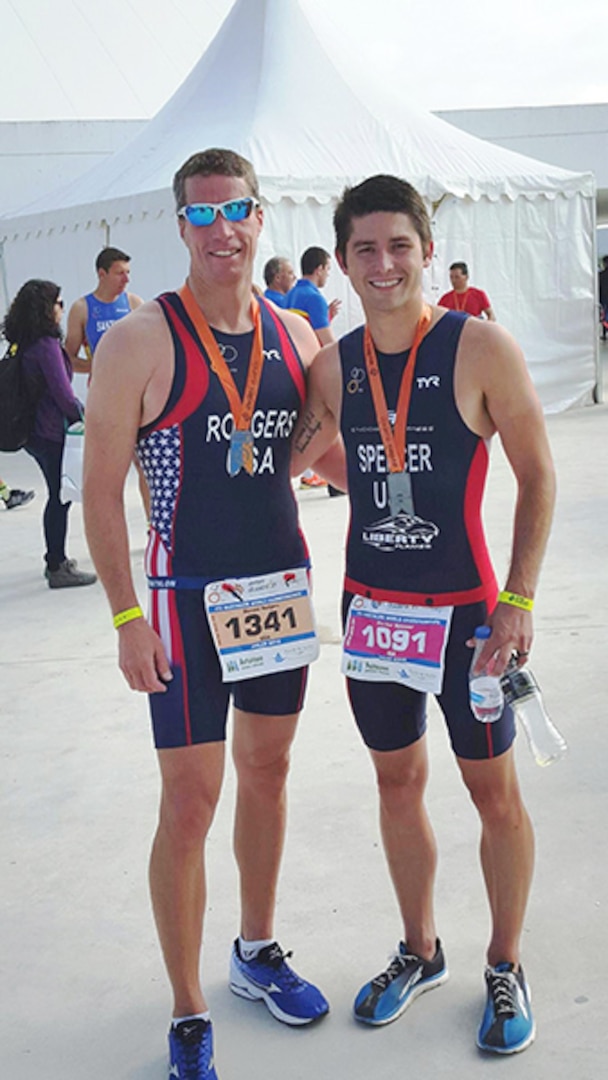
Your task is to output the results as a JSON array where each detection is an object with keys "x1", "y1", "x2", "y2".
[
  {"x1": 65, "y1": 247, "x2": 144, "y2": 374},
  {"x1": 439, "y1": 261, "x2": 496, "y2": 320},
  {"x1": 292, "y1": 173, "x2": 555, "y2": 1056},
  {"x1": 83, "y1": 147, "x2": 332, "y2": 1080},
  {"x1": 286, "y1": 246, "x2": 340, "y2": 347}
]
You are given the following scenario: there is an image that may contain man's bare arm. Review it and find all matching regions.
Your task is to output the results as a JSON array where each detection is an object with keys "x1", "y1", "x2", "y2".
[
  {"x1": 65, "y1": 297, "x2": 90, "y2": 373},
  {"x1": 483, "y1": 304, "x2": 497, "y2": 322},
  {"x1": 291, "y1": 343, "x2": 344, "y2": 478},
  {"x1": 83, "y1": 305, "x2": 172, "y2": 693},
  {"x1": 459, "y1": 321, "x2": 556, "y2": 673}
]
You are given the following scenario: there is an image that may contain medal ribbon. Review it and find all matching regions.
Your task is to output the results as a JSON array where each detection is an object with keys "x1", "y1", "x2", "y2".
[
  {"x1": 179, "y1": 282, "x2": 264, "y2": 432},
  {"x1": 363, "y1": 305, "x2": 432, "y2": 474}
]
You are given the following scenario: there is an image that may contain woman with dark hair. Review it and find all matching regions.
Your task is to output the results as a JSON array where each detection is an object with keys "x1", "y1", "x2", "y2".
[{"x1": 3, "y1": 279, "x2": 96, "y2": 587}]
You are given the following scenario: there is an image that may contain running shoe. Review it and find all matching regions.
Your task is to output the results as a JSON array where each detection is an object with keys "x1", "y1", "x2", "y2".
[
  {"x1": 477, "y1": 962, "x2": 535, "y2": 1054},
  {"x1": 168, "y1": 1018, "x2": 218, "y2": 1079},
  {"x1": 354, "y1": 939, "x2": 448, "y2": 1025},
  {"x1": 299, "y1": 473, "x2": 327, "y2": 489},
  {"x1": 4, "y1": 488, "x2": 35, "y2": 509},
  {"x1": 229, "y1": 939, "x2": 329, "y2": 1025}
]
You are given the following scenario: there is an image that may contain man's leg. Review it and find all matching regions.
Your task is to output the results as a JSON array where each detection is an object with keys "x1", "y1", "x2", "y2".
[
  {"x1": 370, "y1": 736, "x2": 438, "y2": 958},
  {"x1": 353, "y1": 735, "x2": 447, "y2": 1026},
  {"x1": 149, "y1": 741, "x2": 225, "y2": 1016},
  {"x1": 458, "y1": 748, "x2": 536, "y2": 1054},
  {"x1": 232, "y1": 708, "x2": 298, "y2": 940},
  {"x1": 457, "y1": 748, "x2": 534, "y2": 967},
  {"x1": 229, "y1": 707, "x2": 329, "y2": 1024}
]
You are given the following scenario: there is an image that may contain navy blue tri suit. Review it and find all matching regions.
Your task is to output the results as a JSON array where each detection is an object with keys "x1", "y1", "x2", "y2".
[
  {"x1": 137, "y1": 292, "x2": 309, "y2": 748},
  {"x1": 339, "y1": 309, "x2": 514, "y2": 759}
]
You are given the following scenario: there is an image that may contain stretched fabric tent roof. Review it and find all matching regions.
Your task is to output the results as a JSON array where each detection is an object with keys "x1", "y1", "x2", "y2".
[{"x1": 0, "y1": 0, "x2": 598, "y2": 410}]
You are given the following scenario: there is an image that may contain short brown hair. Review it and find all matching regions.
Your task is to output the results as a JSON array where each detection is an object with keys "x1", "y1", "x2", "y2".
[
  {"x1": 173, "y1": 148, "x2": 260, "y2": 210},
  {"x1": 334, "y1": 175, "x2": 432, "y2": 263}
]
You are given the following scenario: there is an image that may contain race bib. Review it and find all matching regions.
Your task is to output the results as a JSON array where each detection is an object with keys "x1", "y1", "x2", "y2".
[
  {"x1": 342, "y1": 596, "x2": 453, "y2": 693},
  {"x1": 204, "y1": 567, "x2": 319, "y2": 682}
]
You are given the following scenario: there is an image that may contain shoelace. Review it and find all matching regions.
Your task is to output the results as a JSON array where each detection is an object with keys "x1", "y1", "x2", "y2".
[
  {"x1": 174, "y1": 1020, "x2": 211, "y2": 1073},
  {"x1": 371, "y1": 952, "x2": 415, "y2": 990},
  {"x1": 487, "y1": 970, "x2": 519, "y2": 1017},
  {"x1": 257, "y1": 944, "x2": 303, "y2": 989}
]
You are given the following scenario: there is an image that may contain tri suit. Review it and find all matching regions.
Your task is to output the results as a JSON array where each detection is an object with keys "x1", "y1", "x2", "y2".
[
  {"x1": 137, "y1": 292, "x2": 310, "y2": 748},
  {"x1": 338, "y1": 309, "x2": 514, "y2": 759},
  {"x1": 84, "y1": 292, "x2": 132, "y2": 356}
]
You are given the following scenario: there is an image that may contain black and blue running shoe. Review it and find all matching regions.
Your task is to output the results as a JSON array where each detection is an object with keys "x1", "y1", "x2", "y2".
[
  {"x1": 477, "y1": 962, "x2": 535, "y2": 1054},
  {"x1": 354, "y1": 939, "x2": 448, "y2": 1025}
]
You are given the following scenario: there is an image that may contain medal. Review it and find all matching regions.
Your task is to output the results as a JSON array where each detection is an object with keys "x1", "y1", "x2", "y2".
[
  {"x1": 229, "y1": 429, "x2": 255, "y2": 476},
  {"x1": 179, "y1": 283, "x2": 264, "y2": 480},
  {"x1": 387, "y1": 470, "x2": 414, "y2": 517}
]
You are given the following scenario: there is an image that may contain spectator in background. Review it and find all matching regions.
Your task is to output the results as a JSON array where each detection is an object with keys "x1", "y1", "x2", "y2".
[
  {"x1": 439, "y1": 262, "x2": 496, "y2": 321},
  {"x1": 263, "y1": 256, "x2": 296, "y2": 307},
  {"x1": 2, "y1": 280, "x2": 96, "y2": 588}
]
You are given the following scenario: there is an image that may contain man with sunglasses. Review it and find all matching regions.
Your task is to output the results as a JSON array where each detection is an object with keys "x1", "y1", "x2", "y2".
[
  {"x1": 291, "y1": 174, "x2": 555, "y2": 1056},
  {"x1": 83, "y1": 149, "x2": 336, "y2": 1080}
]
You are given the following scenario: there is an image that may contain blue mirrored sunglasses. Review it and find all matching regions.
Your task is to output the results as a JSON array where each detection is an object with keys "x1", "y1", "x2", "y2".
[{"x1": 177, "y1": 197, "x2": 260, "y2": 227}]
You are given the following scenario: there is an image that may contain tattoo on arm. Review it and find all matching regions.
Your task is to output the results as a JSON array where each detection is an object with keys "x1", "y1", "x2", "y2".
[{"x1": 294, "y1": 409, "x2": 322, "y2": 454}]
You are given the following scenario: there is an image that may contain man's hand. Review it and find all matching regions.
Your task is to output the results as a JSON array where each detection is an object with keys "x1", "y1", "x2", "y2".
[
  {"x1": 328, "y1": 298, "x2": 342, "y2": 321},
  {"x1": 468, "y1": 604, "x2": 533, "y2": 677},
  {"x1": 117, "y1": 619, "x2": 173, "y2": 694}
]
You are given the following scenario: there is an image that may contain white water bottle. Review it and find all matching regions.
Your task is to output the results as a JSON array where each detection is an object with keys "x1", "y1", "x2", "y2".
[
  {"x1": 501, "y1": 663, "x2": 567, "y2": 767},
  {"x1": 469, "y1": 626, "x2": 504, "y2": 723}
]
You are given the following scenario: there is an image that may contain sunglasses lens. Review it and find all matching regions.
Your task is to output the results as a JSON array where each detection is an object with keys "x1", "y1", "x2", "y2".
[
  {"x1": 185, "y1": 204, "x2": 215, "y2": 226},
  {"x1": 221, "y1": 199, "x2": 252, "y2": 222}
]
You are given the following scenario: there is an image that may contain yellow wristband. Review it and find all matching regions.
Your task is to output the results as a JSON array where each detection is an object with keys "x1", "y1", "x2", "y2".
[
  {"x1": 113, "y1": 605, "x2": 144, "y2": 629},
  {"x1": 498, "y1": 591, "x2": 534, "y2": 612}
]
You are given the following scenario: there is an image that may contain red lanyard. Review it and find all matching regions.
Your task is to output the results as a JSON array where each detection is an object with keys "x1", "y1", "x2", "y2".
[
  {"x1": 363, "y1": 305, "x2": 432, "y2": 474},
  {"x1": 454, "y1": 289, "x2": 469, "y2": 312},
  {"x1": 179, "y1": 282, "x2": 264, "y2": 431}
]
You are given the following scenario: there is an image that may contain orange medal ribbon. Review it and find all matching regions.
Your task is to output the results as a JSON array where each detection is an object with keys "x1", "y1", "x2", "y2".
[
  {"x1": 363, "y1": 304, "x2": 432, "y2": 476},
  {"x1": 179, "y1": 283, "x2": 264, "y2": 475}
]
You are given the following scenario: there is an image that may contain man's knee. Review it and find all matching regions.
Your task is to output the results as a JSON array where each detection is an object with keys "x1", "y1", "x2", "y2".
[
  {"x1": 462, "y1": 760, "x2": 526, "y2": 826},
  {"x1": 158, "y1": 783, "x2": 219, "y2": 846},
  {"x1": 374, "y1": 745, "x2": 429, "y2": 809},
  {"x1": 233, "y1": 733, "x2": 292, "y2": 798}
]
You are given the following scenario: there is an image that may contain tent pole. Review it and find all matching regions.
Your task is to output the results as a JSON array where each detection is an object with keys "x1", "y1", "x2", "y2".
[{"x1": 591, "y1": 198, "x2": 602, "y2": 403}]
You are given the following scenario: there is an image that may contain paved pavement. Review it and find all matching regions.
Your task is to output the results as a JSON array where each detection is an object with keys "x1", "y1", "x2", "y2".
[{"x1": 1, "y1": 346, "x2": 607, "y2": 1078}]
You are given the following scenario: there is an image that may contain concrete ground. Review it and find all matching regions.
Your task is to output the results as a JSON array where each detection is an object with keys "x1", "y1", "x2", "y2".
[{"x1": 1, "y1": 346, "x2": 607, "y2": 1078}]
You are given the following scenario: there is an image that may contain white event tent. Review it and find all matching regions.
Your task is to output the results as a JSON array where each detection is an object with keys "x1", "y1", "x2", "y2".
[{"x1": 0, "y1": 0, "x2": 598, "y2": 411}]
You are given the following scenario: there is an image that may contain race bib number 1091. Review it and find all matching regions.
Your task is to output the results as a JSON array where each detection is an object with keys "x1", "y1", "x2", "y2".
[
  {"x1": 342, "y1": 596, "x2": 453, "y2": 693},
  {"x1": 204, "y1": 567, "x2": 319, "y2": 682}
]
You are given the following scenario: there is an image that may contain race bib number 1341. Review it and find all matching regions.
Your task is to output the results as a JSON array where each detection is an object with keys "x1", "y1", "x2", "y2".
[{"x1": 204, "y1": 567, "x2": 319, "y2": 682}]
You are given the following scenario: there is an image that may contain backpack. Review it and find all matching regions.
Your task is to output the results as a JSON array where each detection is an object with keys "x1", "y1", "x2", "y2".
[{"x1": 0, "y1": 343, "x2": 44, "y2": 452}]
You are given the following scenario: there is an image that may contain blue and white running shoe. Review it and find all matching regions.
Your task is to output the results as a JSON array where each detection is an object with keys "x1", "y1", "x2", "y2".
[
  {"x1": 168, "y1": 1018, "x2": 218, "y2": 1079},
  {"x1": 477, "y1": 962, "x2": 535, "y2": 1054},
  {"x1": 229, "y1": 939, "x2": 329, "y2": 1025},
  {"x1": 354, "y1": 940, "x2": 448, "y2": 1025}
]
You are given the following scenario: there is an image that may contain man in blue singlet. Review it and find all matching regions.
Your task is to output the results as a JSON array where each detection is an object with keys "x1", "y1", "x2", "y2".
[
  {"x1": 291, "y1": 174, "x2": 555, "y2": 1056},
  {"x1": 83, "y1": 149, "x2": 337, "y2": 1080},
  {"x1": 65, "y1": 246, "x2": 143, "y2": 374}
]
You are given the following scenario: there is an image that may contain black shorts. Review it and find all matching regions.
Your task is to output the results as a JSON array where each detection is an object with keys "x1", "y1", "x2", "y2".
[
  {"x1": 149, "y1": 588, "x2": 308, "y2": 748},
  {"x1": 342, "y1": 593, "x2": 515, "y2": 760}
]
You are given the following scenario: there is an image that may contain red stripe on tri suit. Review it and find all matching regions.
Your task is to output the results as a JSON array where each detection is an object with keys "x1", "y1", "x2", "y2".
[
  {"x1": 168, "y1": 590, "x2": 193, "y2": 745},
  {"x1": 151, "y1": 297, "x2": 210, "y2": 431},
  {"x1": 263, "y1": 301, "x2": 307, "y2": 403},
  {"x1": 463, "y1": 439, "x2": 498, "y2": 610}
]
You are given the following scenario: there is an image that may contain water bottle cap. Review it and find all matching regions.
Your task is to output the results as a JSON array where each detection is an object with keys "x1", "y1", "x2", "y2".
[{"x1": 474, "y1": 625, "x2": 491, "y2": 639}]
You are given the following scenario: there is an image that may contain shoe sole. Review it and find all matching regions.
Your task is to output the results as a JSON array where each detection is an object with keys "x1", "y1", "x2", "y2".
[
  {"x1": 354, "y1": 968, "x2": 449, "y2": 1026},
  {"x1": 229, "y1": 970, "x2": 329, "y2": 1026},
  {"x1": 476, "y1": 1022, "x2": 536, "y2": 1055}
]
